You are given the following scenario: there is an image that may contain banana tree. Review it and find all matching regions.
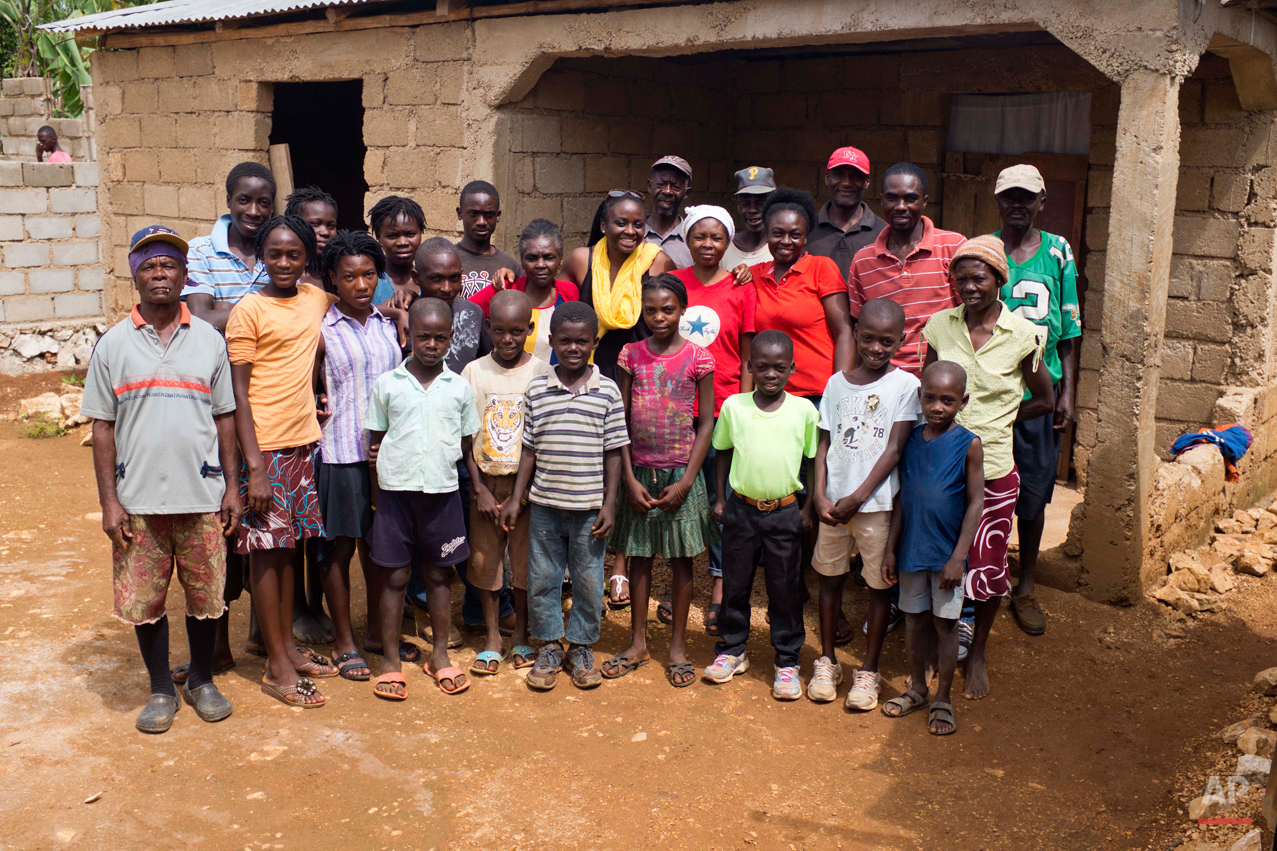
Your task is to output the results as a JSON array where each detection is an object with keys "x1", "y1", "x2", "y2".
[{"x1": 0, "y1": 1, "x2": 148, "y2": 116}]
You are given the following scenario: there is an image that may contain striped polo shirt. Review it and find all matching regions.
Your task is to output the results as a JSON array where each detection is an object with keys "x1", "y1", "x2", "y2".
[
  {"x1": 522, "y1": 366, "x2": 629, "y2": 511},
  {"x1": 847, "y1": 216, "x2": 966, "y2": 376},
  {"x1": 319, "y1": 303, "x2": 400, "y2": 464},
  {"x1": 181, "y1": 215, "x2": 267, "y2": 306},
  {"x1": 79, "y1": 305, "x2": 236, "y2": 514}
]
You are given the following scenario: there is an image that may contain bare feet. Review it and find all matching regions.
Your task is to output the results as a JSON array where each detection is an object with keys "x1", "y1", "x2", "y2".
[
  {"x1": 963, "y1": 655, "x2": 990, "y2": 700},
  {"x1": 293, "y1": 608, "x2": 335, "y2": 645}
]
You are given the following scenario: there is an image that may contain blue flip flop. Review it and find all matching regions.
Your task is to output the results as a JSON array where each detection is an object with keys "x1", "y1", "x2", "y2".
[
  {"x1": 470, "y1": 650, "x2": 502, "y2": 675},
  {"x1": 507, "y1": 645, "x2": 536, "y2": 669}
]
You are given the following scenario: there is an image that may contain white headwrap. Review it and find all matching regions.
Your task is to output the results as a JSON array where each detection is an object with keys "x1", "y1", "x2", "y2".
[{"x1": 681, "y1": 204, "x2": 735, "y2": 242}]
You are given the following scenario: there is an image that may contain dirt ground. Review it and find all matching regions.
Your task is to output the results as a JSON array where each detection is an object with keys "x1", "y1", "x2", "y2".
[{"x1": 1, "y1": 374, "x2": 1275, "y2": 851}]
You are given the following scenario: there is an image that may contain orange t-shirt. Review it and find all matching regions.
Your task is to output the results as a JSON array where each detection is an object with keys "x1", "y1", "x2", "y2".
[
  {"x1": 751, "y1": 252, "x2": 847, "y2": 398},
  {"x1": 225, "y1": 283, "x2": 335, "y2": 451}
]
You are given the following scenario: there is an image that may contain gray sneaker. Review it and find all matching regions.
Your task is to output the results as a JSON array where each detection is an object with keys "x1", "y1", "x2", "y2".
[
  {"x1": 526, "y1": 643, "x2": 565, "y2": 691},
  {"x1": 564, "y1": 645, "x2": 602, "y2": 689}
]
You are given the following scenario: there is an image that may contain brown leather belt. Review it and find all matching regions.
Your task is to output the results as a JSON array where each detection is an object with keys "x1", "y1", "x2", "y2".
[{"x1": 738, "y1": 493, "x2": 798, "y2": 512}]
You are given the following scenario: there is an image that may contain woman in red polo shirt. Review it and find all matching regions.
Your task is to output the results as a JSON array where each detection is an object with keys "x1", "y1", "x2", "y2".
[{"x1": 752, "y1": 187, "x2": 854, "y2": 403}]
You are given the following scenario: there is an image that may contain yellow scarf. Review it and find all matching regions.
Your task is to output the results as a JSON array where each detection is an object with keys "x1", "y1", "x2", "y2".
[{"x1": 590, "y1": 239, "x2": 661, "y2": 336}]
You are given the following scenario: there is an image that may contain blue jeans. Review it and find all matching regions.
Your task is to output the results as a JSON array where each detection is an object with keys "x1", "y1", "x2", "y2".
[
  {"x1": 407, "y1": 463, "x2": 514, "y2": 622},
  {"x1": 527, "y1": 504, "x2": 605, "y2": 645}
]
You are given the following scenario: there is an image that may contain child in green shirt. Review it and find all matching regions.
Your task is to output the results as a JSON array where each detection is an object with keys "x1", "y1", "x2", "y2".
[{"x1": 704, "y1": 330, "x2": 819, "y2": 700}]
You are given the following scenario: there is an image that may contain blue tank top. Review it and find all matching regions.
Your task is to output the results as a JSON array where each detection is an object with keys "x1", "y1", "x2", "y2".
[{"x1": 896, "y1": 423, "x2": 977, "y2": 573}]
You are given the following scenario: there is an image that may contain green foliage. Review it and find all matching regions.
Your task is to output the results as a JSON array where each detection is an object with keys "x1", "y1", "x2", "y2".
[
  {"x1": 61, "y1": 373, "x2": 83, "y2": 387},
  {"x1": 20, "y1": 413, "x2": 66, "y2": 439},
  {"x1": 0, "y1": 0, "x2": 158, "y2": 117}
]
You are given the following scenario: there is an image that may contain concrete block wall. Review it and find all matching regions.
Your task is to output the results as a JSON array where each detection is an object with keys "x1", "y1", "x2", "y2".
[
  {"x1": 91, "y1": 26, "x2": 472, "y2": 316},
  {"x1": 0, "y1": 77, "x2": 95, "y2": 162},
  {"x1": 0, "y1": 162, "x2": 103, "y2": 327},
  {"x1": 502, "y1": 56, "x2": 734, "y2": 251}
]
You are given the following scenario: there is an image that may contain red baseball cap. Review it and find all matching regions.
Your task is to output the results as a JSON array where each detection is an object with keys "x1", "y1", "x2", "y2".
[{"x1": 827, "y1": 146, "x2": 870, "y2": 175}]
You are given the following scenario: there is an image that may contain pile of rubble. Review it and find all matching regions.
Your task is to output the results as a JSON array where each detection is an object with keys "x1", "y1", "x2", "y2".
[
  {"x1": 1148, "y1": 507, "x2": 1277, "y2": 616},
  {"x1": 1177, "y1": 669, "x2": 1277, "y2": 851},
  {"x1": 0, "y1": 322, "x2": 102, "y2": 376},
  {"x1": 15, "y1": 383, "x2": 92, "y2": 443}
]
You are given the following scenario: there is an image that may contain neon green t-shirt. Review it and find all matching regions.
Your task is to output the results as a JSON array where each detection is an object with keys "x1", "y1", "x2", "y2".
[
  {"x1": 995, "y1": 230, "x2": 1081, "y2": 385},
  {"x1": 712, "y1": 391, "x2": 819, "y2": 501}
]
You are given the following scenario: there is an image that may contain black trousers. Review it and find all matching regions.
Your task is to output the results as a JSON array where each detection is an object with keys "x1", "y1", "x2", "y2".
[{"x1": 716, "y1": 495, "x2": 805, "y2": 668}]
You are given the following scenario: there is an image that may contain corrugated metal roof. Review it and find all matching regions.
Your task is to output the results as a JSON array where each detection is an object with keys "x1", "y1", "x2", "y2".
[{"x1": 41, "y1": 0, "x2": 377, "y2": 33}]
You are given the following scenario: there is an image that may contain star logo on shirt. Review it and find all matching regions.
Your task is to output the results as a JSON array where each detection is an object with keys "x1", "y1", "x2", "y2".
[{"x1": 679, "y1": 305, "x2": 721, "y2": 346}]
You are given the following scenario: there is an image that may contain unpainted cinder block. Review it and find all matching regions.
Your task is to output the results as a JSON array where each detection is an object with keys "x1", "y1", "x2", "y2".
[
  {"x1": 28, "y1": 268, "x2": 75, "y2": 293},
  {"x1": 3, "y1": 242, "x2": 49, "y2": 267},
  {"x1": 55, "y1": 292, "x2": 102, "y2": 319},
  {"x1": 52, "y1": 241, "x2": 99, "y2": 267},
  {"x1": 24, "y1": 215, "x2": 73, "y2": 240},
  {"x1": 3, "y1": 295, "x2": 54, "y2": 322}
]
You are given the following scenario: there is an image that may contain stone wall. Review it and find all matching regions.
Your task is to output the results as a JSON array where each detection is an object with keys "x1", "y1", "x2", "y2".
[{"x1": 0, "y1": 77, "x2": 95, "y2": 162}]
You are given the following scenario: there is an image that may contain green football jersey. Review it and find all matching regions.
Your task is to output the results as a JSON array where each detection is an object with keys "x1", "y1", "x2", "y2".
[{"x1": 995, "y1": 229, "x2": 1081, "y2": 384}]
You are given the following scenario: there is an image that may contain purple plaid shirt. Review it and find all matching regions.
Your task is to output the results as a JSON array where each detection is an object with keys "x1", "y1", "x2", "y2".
[{"x1": 319, "y1": 304, "x2": 400, "y2": 464}]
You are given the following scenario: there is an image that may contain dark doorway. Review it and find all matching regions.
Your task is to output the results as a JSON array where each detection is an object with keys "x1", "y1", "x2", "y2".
[{"x1": 269, "y1": 81, "x2": 368, "y2": 231}]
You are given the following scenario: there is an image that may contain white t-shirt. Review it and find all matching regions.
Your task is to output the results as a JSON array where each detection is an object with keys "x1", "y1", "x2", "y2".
[
  {"x1": 818, "y1": 368, "x2": 922, "y2": 511},
  {"x1": 722, "y1": 240, "x2": 772, "y2": 271}
]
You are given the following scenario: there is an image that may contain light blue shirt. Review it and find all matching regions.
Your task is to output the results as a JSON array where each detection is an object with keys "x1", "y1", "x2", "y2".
[
  {"x1": 372, "y1": 272, "x2": 395, "y2": 307},
  {"x1": 182, "y1": 215, "x2": 267, "y2": 305},
  {"x1": 365, "y1": 360, "x2": 479, "y2": 493}
]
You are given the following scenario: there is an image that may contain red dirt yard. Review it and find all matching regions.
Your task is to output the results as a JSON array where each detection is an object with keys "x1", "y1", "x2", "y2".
[{"x1": 0, "y1": 372, "x2": 1273, "y2": 851}]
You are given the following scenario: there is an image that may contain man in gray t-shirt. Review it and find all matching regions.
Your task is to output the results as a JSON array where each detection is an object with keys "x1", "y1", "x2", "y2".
[{"x1": 81, "y1": 224, "x2": 241, "y2": 734}]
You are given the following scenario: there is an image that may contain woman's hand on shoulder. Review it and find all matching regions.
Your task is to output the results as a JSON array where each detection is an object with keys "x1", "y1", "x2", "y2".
[{"x1": 731, "y1": 264, "x2": 753, "y2": 286}]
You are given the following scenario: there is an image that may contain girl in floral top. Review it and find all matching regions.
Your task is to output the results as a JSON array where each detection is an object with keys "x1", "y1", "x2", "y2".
[{"x1": 603, "y1": 274, "x2": 718, "y2": 688}]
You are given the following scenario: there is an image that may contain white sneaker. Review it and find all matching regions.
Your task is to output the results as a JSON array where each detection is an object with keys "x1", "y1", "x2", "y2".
[
  {"x1": 844, "y1": 668, "x2": 881, "y2": 711},
  {"x1": 807, "y1": 656, "x2": 843, "y2": 703},
  {"x1": 773, "y1": 666, "x2": 802, "y2": 700},
  {"x1": 703, "y1": 652, "x2": 749, "y2": 683},
  {"x1": 957, "y1": 617, "x2": 975, "y2": 663}
]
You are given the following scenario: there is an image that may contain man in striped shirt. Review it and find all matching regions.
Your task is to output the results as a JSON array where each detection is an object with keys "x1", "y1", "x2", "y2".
[
  {"x1": 848, "y1": 162, "x2": 966, "y2": 376},
  {"x1": 501, "y1": 301, "x2": 628, "y2": 692},
  {"x1": 182, "y1": 162, "x2": 274, "y2": 332}
]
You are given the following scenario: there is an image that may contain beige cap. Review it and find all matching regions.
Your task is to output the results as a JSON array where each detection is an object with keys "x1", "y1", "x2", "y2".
[{"x1": 994, "y1": 164, "x2": 1045, "y2": 196}]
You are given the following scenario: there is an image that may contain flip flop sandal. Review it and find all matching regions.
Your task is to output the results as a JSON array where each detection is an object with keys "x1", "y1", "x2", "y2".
[
  {"x1": 507, "y1": 645, "x2": 537, "y2": 669},
  {"x1": 424, "y1": 664, "x2": 470, "y2": 695},
  {"x1": 261, "y1": 677, "x2": 325, "y2": 708},
  {"x1": 243, "y1": 642, "x2": 268, "y2": 659},
  {"x1": 333, "y1": 651, "x2": 371, "y2": 682},
  {"x1": 881, "y1": 688, "x2": 928, "y2": 719},
  {"x1": 606, "y1": 574, "x2": 631, "y2": 609},
  {"x1": 363, "y1": 640, "x2": 422, "y2": 663},
  {"x1": 470, "y1": 651, "x2": 502, "y2": 676},
  {"x1": 170, "y1": 658, "x2": 235, "y2": 685},
  {"x1": 666, "y1": 661, "x2": 696, "y2": 689},
  {"x1": 928, "y1": 701, "x2": 957, "y2": 736},
  {"x1": 656, "y1": 593, "x2": 673, "y2": 625},
  {"x1": 705, "y1": 603, "x2": 721, "y2": 636},
  {"x1": 373, "y1": 671, "x2": 407, "y2": 701},
  {"x1": 294, "y1": 648, "x2": 338, "y2": 679},
  {"x1": 600, "y1": 652, "x2": 651, "y2": 679},
  {"x1": 833, "y1": 615, "x2": 854, "y2": 646}
]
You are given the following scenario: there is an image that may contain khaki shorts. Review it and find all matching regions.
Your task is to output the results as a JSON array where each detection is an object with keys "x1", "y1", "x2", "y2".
[
  {"x1": 812, "y1": 510, "x2": 891, "y2": 590},
  {"x1": 469, "y1": 473, "x2": 530, "y2": 591}
]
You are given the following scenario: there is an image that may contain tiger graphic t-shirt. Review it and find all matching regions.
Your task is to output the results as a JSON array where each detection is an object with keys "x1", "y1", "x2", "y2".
[{"x1": 461, "y1": 353, "x2": 552, "y2": 476}]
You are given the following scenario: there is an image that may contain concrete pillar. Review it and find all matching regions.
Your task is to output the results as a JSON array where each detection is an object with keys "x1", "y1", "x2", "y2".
[{"x1": 1080, "y1": 70, "x2": 1183, "y2": 603}]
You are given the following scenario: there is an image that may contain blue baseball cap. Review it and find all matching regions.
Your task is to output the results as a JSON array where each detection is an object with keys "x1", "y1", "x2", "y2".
[{"x1": 129, "y1": 224, "x2": 189, "y2": 255}]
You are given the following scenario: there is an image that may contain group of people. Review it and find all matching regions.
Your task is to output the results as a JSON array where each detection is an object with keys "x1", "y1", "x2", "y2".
[{"x1": 82, "y1": 145, "x2": 1080, "y2": 739}]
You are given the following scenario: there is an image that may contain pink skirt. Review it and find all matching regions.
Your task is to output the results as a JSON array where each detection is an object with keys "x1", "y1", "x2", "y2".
[{"x1": 963, "y1": 468, "x2": 1020, "y2": 602}]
